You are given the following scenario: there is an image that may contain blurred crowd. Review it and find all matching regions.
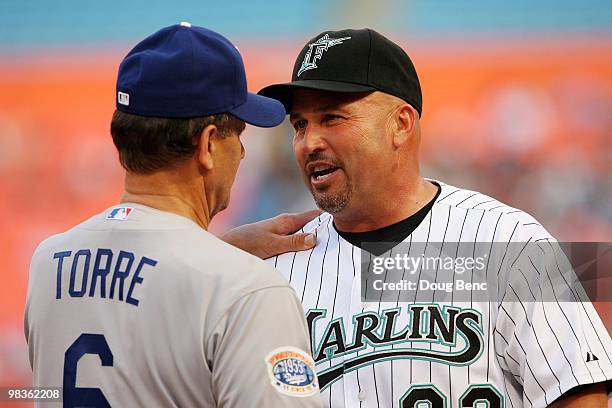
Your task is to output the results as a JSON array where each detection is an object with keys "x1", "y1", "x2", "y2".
[{"x1": 0, "y1": 38, "x2": 610, "y2": 401}]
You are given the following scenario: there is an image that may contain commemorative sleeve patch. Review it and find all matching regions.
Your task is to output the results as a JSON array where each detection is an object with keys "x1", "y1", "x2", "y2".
[{"x1": 265, "y1": 346, "x2": 319, "y2": 397}]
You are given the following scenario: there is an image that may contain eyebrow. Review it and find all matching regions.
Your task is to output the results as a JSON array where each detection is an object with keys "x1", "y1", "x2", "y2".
[{"x1": 289, "y1": 104, "x2": 347, "y2": 121}]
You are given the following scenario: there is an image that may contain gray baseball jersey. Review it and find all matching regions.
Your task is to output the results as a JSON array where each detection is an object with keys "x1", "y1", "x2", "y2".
[
  {"x1": 25, "y1": 203, "x2": 321, "y2": 407},
  {"x1": 268, "y1": 180, "x2": 612, "y2": 408}
]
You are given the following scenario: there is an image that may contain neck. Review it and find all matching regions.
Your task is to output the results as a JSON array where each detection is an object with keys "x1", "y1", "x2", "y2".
[
  {"x1": 120, "y1": 169, "x2": 211, "y2": 230},
  {"x1": 333, "y1": 176, "x2": 438, "y2": 233}
]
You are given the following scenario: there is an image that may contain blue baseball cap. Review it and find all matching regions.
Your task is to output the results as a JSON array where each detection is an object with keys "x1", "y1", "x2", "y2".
[{"x1": 116, "y1": 22, "x2": 285, "y2": 127}]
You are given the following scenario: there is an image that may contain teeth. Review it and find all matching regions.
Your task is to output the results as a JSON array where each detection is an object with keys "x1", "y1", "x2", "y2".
[
  {"x1": 313, "y1": 173, "x2": 332, "y2": 181},
  {"x1": 309, "y1": 163, "x2": 339, "y2": 182}
]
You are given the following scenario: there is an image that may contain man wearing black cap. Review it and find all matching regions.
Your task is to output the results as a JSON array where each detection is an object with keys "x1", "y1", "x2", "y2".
[
  {"x1": 25, "y1": 23, "x2": 322, "y2": 407},
  {"x1": 226, "y1": 28, "x2": 611, "y2": 407}
]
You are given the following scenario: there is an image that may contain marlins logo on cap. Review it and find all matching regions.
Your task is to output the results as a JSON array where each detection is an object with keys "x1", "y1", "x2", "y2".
[
  {"x1": 297, "y1": 34, "x2": 351, "y2": 77},
  {"x1": 259, "y1": 28, "x2": 423, "y2": 116}
]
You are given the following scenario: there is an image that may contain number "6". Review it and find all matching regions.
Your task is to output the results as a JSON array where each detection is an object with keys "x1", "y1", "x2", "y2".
[{"x1": 63, "y1": 333, "x2": 114, "y2": 408}]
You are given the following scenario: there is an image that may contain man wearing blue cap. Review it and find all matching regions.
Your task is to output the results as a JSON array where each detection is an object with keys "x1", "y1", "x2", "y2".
[{"x1": 25, "y1": 23, "x2": 321, "y2": 407}]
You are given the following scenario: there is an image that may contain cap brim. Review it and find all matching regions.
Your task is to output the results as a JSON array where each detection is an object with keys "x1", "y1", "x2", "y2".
[
  {"x1": 228, "y1": 92, "x2": 286, "y2": 128},
  {"x1": 258, "y1": 80, "x2": 376, "y2": 112}
]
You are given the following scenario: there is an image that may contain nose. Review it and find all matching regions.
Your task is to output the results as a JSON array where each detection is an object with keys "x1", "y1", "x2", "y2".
[
  {"x1": 240, "y1": 140, "x2": 245, "y2": 160},
  {"x1": 298, "y1": 126, "x2": 327, "y2": 156}
]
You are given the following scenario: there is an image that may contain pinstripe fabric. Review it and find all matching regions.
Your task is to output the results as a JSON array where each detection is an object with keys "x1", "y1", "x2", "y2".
[{"x1": 268, "y1": 180, "x2": 612, "y2": 408}]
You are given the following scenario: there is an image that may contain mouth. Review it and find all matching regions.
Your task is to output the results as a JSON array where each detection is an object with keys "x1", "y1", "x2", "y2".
[{"x1": 307, "y1": 162, "x2": 342, "y2": 188}]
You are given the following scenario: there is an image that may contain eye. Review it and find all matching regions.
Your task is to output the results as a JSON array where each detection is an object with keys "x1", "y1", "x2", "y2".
[
  {"x1": 293, "y1": 119, "x2": 307, "y2": 131},
  {"x1": 323, "y1": 114, "x2": 343, "y2": 124}
]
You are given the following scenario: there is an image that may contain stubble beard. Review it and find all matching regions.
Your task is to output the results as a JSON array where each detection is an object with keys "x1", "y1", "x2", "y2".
[{"x1": 310, "y1": 179, "x2": 353, "y2": 214}]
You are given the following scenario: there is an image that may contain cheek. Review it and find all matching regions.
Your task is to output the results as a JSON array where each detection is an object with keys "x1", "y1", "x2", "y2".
[
  {"x1": 293, "y1": 141, "x2": 307, "y2": 171},
  {"x1": 216, "y1": 140, "x2": 242, "y2": 187},
  {"x1": 339, "y1": 135, "x2": 382, "y2": 179},
  {"x1": 229, "y1": 147, "x2": 242, "y2": 178}
]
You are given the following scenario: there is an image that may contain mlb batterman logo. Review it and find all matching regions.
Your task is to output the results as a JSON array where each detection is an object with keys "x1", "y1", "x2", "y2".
[
  {"x1": 265, "y1": 347, "x2": 319, "y2": 397},
  {"x1": 106, "y1": 207, "x2": 134, "y2": 220},
  {"x1": 117, "y1": 91, "x2": 130, "y2": 106}
]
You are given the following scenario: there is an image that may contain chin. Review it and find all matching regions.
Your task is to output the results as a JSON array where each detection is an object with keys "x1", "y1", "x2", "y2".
[
  {"x1": 313, "y1": 191, "x2": 351, "y2": 214},
  {"x1": 310, "y1": 178, "x2": 353, "y2": 214},
  {"x1": 218, "y1": 202, "x2": 229, "y2": 214},
  {"x1": 211, "y1": 201, "x2": 229, "y2": 219}
]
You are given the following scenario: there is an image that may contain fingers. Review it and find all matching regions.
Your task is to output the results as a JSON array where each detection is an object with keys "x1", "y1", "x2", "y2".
[
  {"x1": 267, "y1": 233, "x2": 317, "y2": 258},
  {"x1": 220, "y1": 210, "x2": 321, "y2": 258},
  {"x1": 276, "y1": 209, "x2": 322, "y2": 234}
]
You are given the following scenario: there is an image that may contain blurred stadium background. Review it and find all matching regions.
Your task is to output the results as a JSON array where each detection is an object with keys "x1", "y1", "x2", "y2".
[{"x1": 1, "y1": 0, "x2": 610, "y2": 404}]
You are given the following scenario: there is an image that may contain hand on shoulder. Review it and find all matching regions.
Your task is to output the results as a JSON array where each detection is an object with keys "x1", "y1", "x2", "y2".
[{"x1": 219, "y1": 209, "x2": 321, "y2": 259}]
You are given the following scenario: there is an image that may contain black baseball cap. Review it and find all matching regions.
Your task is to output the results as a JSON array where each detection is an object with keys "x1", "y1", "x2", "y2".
[
  {"x1": 116, "y1": 22, "x2": 285, "y2": 127},
  {"x1": 258, "y1": 28, "x2": 422, "y2": 116}
]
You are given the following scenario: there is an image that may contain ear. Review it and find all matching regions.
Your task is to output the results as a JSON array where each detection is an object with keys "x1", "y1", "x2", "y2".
[
  {"x1": 196, "y1": 124, "x2": 218, "y2": 171},
  {"x1": 391, "y1": 104, "x2": 417, "y2": 148}
]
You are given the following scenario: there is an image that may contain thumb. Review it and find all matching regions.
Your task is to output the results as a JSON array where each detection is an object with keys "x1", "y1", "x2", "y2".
[
  {"x1": 270, "y1": 233, "x2": 317, "y2": 257},
  {"x1": 294, "y1": 233, "x2": 317, "y2": 250}
]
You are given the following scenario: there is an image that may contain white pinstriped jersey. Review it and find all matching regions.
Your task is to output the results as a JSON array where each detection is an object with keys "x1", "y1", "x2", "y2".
[{"x1": 268, "y1": 180, "x2": 612, "y2": 408}]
